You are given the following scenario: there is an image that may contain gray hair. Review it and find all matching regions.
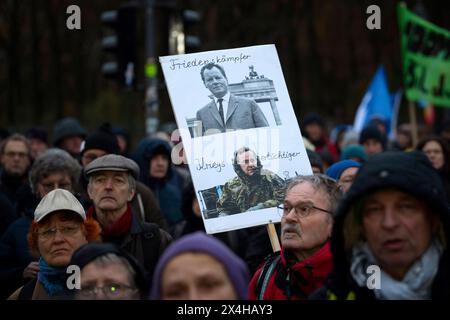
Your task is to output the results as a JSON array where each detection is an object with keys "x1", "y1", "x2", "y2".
[
  {"x1": 286, "y1": 174, "x2": 343, "y2": 214},
  {"x1": 88, "y1": 253, "x2": 136, "y2": 288},
  {"x1": 29, "y1": 148, "x2": 81, "y2": 193}
]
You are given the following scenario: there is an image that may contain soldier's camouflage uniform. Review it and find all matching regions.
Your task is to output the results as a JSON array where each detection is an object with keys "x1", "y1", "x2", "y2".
[{"x1": 217, "y1": 165, "x2": 286, "y2": 216}]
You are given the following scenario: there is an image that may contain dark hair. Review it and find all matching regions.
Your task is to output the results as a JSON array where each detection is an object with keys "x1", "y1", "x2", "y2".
[
  {"x1": 200, "y1": 63, "x2": 227, "y2": 83},
  {"x1": 417, "y1": 135, "x2": 450, "y2": 173}
]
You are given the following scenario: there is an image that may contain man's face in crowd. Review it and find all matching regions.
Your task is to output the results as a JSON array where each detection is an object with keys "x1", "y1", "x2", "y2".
[
  {"x1": 1, "y1": 140, "x2": 30, "y2": 177},
  {"x1": 88, "y1": 171, "x2": 134, "y2": 213},
  {"x1": 81, "y1": 149, "x2": 107, "y2": 167},
  {"x1": 422, "y1": 140, "x2": 444, "y2": 170},
  {"x1": 150, "y1": 154, "x2": 169, "y2": 179},
  {"x1": 161, "y1": 252, "x2": 237, "y2": 300},
  {"x1": 361, "y1": 189, "x2": 437, "y2": 280},
  {"x1": 237, "y1": 151, "x2": 257, "y2": 176},
  {"x1": 338, "y1": 167, "x2": 359, "y2": 193},
  {"x1": 29, "y1": 138, "x2": 48, "y2": 159},
  {"x1": 363, "y1": 139, "x2": 383, "y2": 156},
  {"x1": 281, "y1": 182, "x2": 333, "y2": 260},
  {"x1": 203, "y1": 67, "x2": 228, "y2": 98},
  {"x1": 61, "y1": 135, "x2": 83, "y2": 156}
]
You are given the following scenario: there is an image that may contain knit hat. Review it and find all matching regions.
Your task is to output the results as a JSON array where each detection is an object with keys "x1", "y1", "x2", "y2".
[
  {"x1": 325, "y1": 160, "x2": 361, "y2": 180},
  {"x1": 81, "y1": 123, "x2": 120, "y2": 156},
  {"x1": 53, "y1": 117, "x2": 87, "y2": 146},
  {"x1": 303, "y1": 112, "x2": 325, "y2": 128},
  {"x1": 150, "y1": 231, "x2": 250, "y2": 299},
  {"x1": 340, "y1": 144, "x2": 367, "y2": 162},
  {"x1": 359, "y1": 125, "x2": 386, "y2": 149},
  {"x1": 70, "y1": 242, "x2": 148, "y2": 296},
  {"x1": 25, "y1": 127, "x2": 48, "y2": 144}
]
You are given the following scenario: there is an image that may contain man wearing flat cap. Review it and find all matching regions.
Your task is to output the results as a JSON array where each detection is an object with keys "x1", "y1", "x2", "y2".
[{"x1": 84, "y1": 154, "x2": 172, "y2": 281}]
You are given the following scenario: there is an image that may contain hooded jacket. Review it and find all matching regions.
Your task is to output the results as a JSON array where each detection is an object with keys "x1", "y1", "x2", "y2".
[
  {"x1": 133, "y1": 138, "x2": 185, "y2": 227},
  {"x1": 311, "y1": 151, "x2": 450, "y2": 300}
]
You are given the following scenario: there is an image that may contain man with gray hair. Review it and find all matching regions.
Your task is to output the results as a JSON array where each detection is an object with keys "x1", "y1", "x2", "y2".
[
  {"x1": 248, "y1": 174, "x2": 342, "y2": 300},
  {"x1": 84, "y1": 154, "x2": 172, "y2": 281}
]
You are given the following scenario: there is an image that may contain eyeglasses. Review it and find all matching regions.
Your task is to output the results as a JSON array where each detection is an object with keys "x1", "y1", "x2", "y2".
[
  {"x1": 40, "y1": 182, "x2": 72, "y2": 193},
  {"x1": 77, "y1": 284, "x2": 137, "y2": 300},
  {"x1": 277, "y1": 202, "x2": 332, "y2": 218},
  {"x1": 37, "y1": 225, "x2": 80, "y2": 241}
]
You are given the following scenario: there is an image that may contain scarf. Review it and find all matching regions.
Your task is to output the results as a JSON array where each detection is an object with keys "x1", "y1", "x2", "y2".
[
  {"x1": 87, "y1": 204, "x2": 132, "y2": 238},
  {"x1": 38, "y1": 257, "x2": 69, "y2": 297},
  {"x1": 350, "y1": 240, "x2": 443, "y2": 300}
]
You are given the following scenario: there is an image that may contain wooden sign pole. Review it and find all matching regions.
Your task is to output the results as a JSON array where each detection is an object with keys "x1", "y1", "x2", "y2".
[{"x1": 266, "y1": 223, "x2": 281, "y2": 252}]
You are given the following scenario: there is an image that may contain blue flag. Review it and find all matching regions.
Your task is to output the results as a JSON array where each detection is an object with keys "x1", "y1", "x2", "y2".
[{"x1": 353, "y1": 65, "x2": 394, "y2": 135}]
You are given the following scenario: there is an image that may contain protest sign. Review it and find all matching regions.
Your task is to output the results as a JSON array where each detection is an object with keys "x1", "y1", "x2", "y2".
[
  {"x1": 160, "y1": 44, "x2": 312, "y2": 233},
  {"x1": 398, "y1": 4, "x2": 450, "y2": 107}
]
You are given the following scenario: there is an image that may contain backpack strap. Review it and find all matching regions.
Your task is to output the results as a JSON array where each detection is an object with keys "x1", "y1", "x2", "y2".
[
  {"x1": 255, "y1": 253, "x2": 281, "y2": 300},
  {"x1": 18, "y1": 278, "x2": 37, "y2": 300}
]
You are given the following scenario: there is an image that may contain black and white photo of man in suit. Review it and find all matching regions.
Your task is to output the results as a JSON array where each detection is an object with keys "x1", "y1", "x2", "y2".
[{"x1": 192, "y1": 63, "x2": 269, "y2": 137}]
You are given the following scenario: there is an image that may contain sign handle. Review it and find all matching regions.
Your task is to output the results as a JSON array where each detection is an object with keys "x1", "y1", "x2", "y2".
[{"x1": 266, "y1": 223, "x2": 281, "y2": 253}]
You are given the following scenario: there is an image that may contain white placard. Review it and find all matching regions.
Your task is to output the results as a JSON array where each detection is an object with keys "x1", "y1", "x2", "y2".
[{"x1": 160, "y1": 44, "x2": 312, "y2": 233}]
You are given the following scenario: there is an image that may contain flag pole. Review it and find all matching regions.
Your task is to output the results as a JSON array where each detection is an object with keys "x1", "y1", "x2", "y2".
[{"x1": 408, "y1": 100, "x2": 419, "y2": 147}]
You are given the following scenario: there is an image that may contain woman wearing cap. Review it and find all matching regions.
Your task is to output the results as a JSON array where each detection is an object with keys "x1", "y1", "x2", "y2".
[
  {"x1": 71, "y1": 242, "x2": 147, "y2": 300},
  {"x1": 8, "y1": 189, "x2": 101, "y2": 300},
  {"x1": 150, "y1": 231, "x2": 250, "y2": 300},
  {"x1": 0, "y1": 148, "x2": 83, "y2": 299}
]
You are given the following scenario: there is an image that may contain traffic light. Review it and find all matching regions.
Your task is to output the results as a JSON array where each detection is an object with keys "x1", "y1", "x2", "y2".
[
  {"x1": 100, "y1": 4, "x2": 137, "y2": 87},
  {"x1": 168, "y1": 8, "x2": 201, "y2": 54},
  {"x1": 182, "y1": 9, "x2": 201, "y2": 53}
]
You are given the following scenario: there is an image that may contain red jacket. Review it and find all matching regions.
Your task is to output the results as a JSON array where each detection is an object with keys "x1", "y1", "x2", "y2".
[{"x1": 248, "y1": 242, "x2": 333, "y2": 300}]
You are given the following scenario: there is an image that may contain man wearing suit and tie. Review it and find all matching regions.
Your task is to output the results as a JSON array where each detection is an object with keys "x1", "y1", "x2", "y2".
[{"x1": 194, "y1": 63, "x2": 269, "y2": 137}]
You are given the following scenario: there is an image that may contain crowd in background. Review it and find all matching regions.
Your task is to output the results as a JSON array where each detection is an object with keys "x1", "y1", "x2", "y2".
[{"x1": 1, "y1": 112, "x2": 450, "y2": 300}]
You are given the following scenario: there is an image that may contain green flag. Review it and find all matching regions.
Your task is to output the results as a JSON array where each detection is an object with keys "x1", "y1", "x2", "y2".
[{"x1": 398, "y1": 4, "x2": 450, "y2": 107}]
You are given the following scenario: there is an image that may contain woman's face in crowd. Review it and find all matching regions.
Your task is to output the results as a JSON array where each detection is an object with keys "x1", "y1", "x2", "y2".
[
  {"x1": 37, "y1": 212, "x2": 87, "y2": 267},
  {"x1": 422, "y1": 140, "x2": 444, "y2": 170},
  {"x1": 36, "y1": 172, "x2": 72, "y2": 198},
  {"x1": 161, "y1": 252, "x2": 237, "y2": 300}
]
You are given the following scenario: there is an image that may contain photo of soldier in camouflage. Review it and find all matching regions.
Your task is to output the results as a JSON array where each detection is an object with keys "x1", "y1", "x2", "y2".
[{"x1": 216, "y1": 146, "x2": 286, "y2": 216}]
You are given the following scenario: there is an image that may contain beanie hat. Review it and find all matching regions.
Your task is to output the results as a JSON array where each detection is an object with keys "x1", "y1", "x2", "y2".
[
  {"x1": 25, "y1": 127, "x2": 48, "y2": 144},
  {"x1": 150, "y1": 231, "x2": 250, "y2": 299},
  {"x1": 70, "y1": 242, "x2": 148, "y2": 296},
  {"x1": 81, "y1": 123, "x2": 120, "y2": 156},
  {"x1": 325, "y1": 160, "x2": 361, "y2": 180},
  {"x1": 53, "y1": 117, "x2": 87, "y2": 146},
  {"x1": 340, "y1": 144, "x2": 367, "y2": 162},
  {"x1": 303, "y1": 112, "x2": 325, "y2": 128},
  {"x1": 359, "y1": 125, "x2": 386, "y2": 149}
]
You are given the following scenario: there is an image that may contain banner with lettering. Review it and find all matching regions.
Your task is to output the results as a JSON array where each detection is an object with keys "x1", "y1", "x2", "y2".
[
  {"x1": 160, "y1": 44, "x2": 312, "y2": 234},
  {"x1": 398, "y1": 4, "x2": 450, "y2": 107}
]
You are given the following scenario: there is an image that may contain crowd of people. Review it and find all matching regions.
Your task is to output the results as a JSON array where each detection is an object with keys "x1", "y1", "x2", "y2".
[{"x1": 1, "y1": 113, "x2": 450, "y2": 300}]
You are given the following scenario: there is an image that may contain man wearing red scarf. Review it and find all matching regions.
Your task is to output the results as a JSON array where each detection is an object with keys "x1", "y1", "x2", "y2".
[
  {"x1": 85, "y1": 154, "x2": 172, "y2": 283},
  {"x1": 248, "y1": 175, "x2": 342, "y2": 300}
]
